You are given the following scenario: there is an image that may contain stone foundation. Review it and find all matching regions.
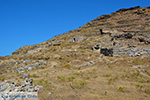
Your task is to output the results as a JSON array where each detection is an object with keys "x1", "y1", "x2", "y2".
[
  {"x1": 100, "y1": 48, "x2": 150, "y2": 57},
  {"x1": 113, "y1": 48, "x2": 150, "y2": 57}
]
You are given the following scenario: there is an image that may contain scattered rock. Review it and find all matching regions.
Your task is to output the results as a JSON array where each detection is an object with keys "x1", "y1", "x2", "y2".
[
  {"x1": 128, "y1": 44, "x2": 136, "y2": 48},
  {"x1": 0, "y1": 60, "x2": 47, "y2": 74},
  {"x1": 23, "y1": 73, "x2": 27, "y2": 79},
  {"x1": 74, "y1": 60, "x2": 95, "y2": 68},
  {"x1": 0, "y1": 79, "x2": 43, "y2": 93},
  {"x1": 112, "y1": 32, "x2": 135, "y2": 40},
  {"x1": 138, "y1": 36, "x2": 150, "y2": 44},
  {"x1": 91, "y1": 45, "x2": 100, "y2": 50},
  {"x1": 113, "y1": 48, "x2": 150, "y2": 57}
]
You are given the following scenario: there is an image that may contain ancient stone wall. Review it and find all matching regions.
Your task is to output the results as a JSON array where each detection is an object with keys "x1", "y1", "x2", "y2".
[{"x1": 113, "y1": 48, "x2": 150, "y2": 57}]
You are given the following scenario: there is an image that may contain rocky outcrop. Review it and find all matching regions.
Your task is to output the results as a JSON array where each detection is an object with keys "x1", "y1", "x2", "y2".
[
  {"x1": 137, "y1": 36, "x2": 150, "y2": 44},
  {"x1": 113, "y1": 48, "x2": 150, "y2": 57},
  {"x1": 116, "y1": 6, "x2": 140, "y2": 12},
  {"x1": 93, "y1": 46, "x2": 150, "y2": 57},
  {"x1": 0, "y1": 78, "x2": 43, "y2": 93},
  {"x1": 111, "y1": 32, "x2": 135, "y2": 40},
  {"x1": 100, "y1": 29, "x2": 111, "y2": 36},
  {"x1": 69, "y1": 36, "x2": 84, "y2": 43},
  {"x1": 0, "y1": 60, "x2": 47, "y2": 74}
]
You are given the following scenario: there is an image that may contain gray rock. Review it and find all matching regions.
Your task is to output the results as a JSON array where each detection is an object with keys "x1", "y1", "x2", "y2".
[
  {"x1": 23, "y1": 73, "x2": 27, "y2": 79},
  {"x1": 24, "y1": 66, "x2": 29, "y2": 69},
  {"x1": 36, "y1": 63, "x2": 44, "y2": 67},
  {"x1": 17, "y1": 67, "x2": 24, "y2": 73},
  {"x1": 36, "y1": 85, "x2": 43, "y2": 89},
  {"x1": 0, "y1": 71, "x2": 7, "y2": 74},
  {"x1": 100, "y1": 54, "x2": 103, "y2": 58},
  {"x1": 27, "y1": 88, "x2": 34, "y2": 92},
  {"x1": 27, "y1": 67, "x2": 32, "y2": 71},
  {"x1": 52, "y1": 71, "x2": 57, "y2": 74},
  {"x1": 0, "y1": 78, "x2": 43, "y2": 93},
  {"x1": 70, "y1": 36, "x2": 84, "y2": 43},
  {"x1": 89, "y1": 61, "x2": 95, "y2": 65},
  {"x1": 0, "y1": 83, "x2": 9, "y2": 92},
  {"x1": 24, "y1": 60, "x2": 31, "y2": 63},
  {"x1": 0, "y1": 64, "x2": 7, "y2": 68},
  {"x1": 87, "y1": 57, "x2": 90, "y2": 59},
  {"x1": 75, "y1": 66, "x2": 80, "y2": 68},
  {"x1": 128, "y1": 44, "x2": 136, "y2": 48}
]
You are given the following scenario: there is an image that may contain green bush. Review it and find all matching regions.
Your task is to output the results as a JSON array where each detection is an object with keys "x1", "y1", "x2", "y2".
[
  {"x1": 67, "y1": 75, "x2": 76, "y2": 81},
  {"x1": 118, "y1": 87, "x2": 126, "y2": 92},
  {"x1": 103, "y1": 74, "x2": 112, "y2": 77},
  {"x1": 31, "y1": 73, "x2": 39, "y2": 78},
  {"x1": 57, "y1": 75, "x2": 66, "y2": 81}
]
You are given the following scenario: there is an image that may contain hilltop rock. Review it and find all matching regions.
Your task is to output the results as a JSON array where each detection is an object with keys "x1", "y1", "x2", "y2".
[{"x1": 116, "y1": 6, "x2": 140, "y2": 12}]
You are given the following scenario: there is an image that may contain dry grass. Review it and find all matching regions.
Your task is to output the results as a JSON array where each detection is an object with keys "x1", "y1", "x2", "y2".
[{"x1": 1, "y1": 6, "x2": 150, "y2": 100}]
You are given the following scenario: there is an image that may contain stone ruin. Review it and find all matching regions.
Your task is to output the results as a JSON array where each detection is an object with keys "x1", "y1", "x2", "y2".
[
  {"x1": 0, "y1": 60, "x2": 47, "y2": 75},
  {"x1": 113, "y1": 48, "x2": 150, "y2": 57},
  {"x1": 90, "y1": 28, "x2": 150, "y2": 57},
  {"x1": 91, "y1": 45, "x2": 150, "y2": 57},
  {"x1": 100, "y1": 48, "x2": 113, "y2": 57},
  {"x1": 0, "y1": 78, "x2": 43, "y2": 93},
  {"x1": 100, "y1": 48, "x2": 150, "y2": 57}
]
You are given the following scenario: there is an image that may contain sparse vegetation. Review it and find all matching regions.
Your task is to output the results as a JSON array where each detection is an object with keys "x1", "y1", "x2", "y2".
[
  {"x1": 31, "y1": 73, "x2": 39, "y2": 78},
  {"x1": 71, "y1": 80, "x2": 88, "y2": 89},
  {"x1": 103, "y1": 73, "x2": 112, "y2": 77},
  {"x1": 63, "y1": 64, "x2": 72, "y2": 69},
  {"x1": 145, "y1": 70, "x2": 150, "y2": 76},
  {"x1": 136, "y1": 83, "x2": 143, "y2": 90},
  {"x1": 108, "y1": 74, "x2": 119, "y2": 84},
  {"x1": 67, "y1": 75, "x2": 76, "y2": 81},
  {"x1": 57, "y1": 75, "x2": 66, "y2": 81},
  {"x1": 138, "y1": 78, "x2": 150, "y2": 83},
  {"x1": 73, "y1": 72, "x2": 80, "y2": 76},
  {"x1": 121, "y1": 74, "x2": 130, "y2": 79},
  {"x1": 145, "y1": 89, "x2": 150, "y2": 94},
  {"x1": 93, "y1": 75, "x2": 98, "y2": 78},
  {"x1": 41, "y1": 66, "x2": 45, "y2": 69},
  {"x1": 0, "y1": 76, "x2": 5, "y2": 81},
  {"x1": 118, "y1": 87, "x2": 126, "y2": 92}
]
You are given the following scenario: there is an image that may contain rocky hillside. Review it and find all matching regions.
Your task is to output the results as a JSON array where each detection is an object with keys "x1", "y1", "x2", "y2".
[{"x1": 0, "y1": 6, "x2": 150, "y2": 100}]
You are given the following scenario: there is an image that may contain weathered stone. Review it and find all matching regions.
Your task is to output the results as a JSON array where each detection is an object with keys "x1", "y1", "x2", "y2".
[
  {"x1": 0, "y1": 64, "x2": 7, "y2": 68},
  {"x1": 0, "y1": 83, "x2": 9, "y2": 92},
  {"x1": 0, "y1": 79, "x2": 43, "y2": 96},
  {"x1": 100, "y1": 48, "x2": 113, "y2": 56},
  {"x1": 99, "y1": 29, "x2": 111, "y2": 36},
  {"x1": 128, "y1": 44, "x2": 136, "y2": 48},
  {"x1": 88, "y1": 61, "x2": 95, "y2": 65},
  {"x1": 113, "y1": 48, "x2": 150, "y2": 57},
  {"x1": 27, "y1": 67, "x2": 32, "y2": 71},
  {"x1": 70, "y1": 36, "x2": 84, "y2": 43},
  {"x1": 23, "y1": 73, "x2": 27, "y2": 79}
]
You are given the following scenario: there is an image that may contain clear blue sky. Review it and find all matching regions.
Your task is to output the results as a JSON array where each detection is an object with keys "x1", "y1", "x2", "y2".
[{"x1": 0, "y1": 0, "x2": 149, "y2": 56}]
